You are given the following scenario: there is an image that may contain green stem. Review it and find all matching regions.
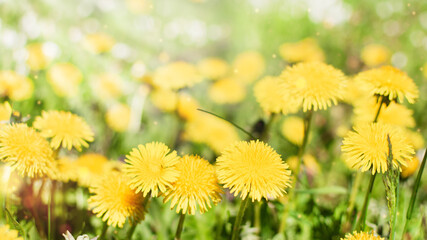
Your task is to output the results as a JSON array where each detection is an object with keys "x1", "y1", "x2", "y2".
[
  {"x1": 259, "y1": 113, "x2": 276, "y2": 142},
  {"x1": 98, "y1": 222, "x2": 108, "y2": 240},
  {"x1": 254, "y1": 202, "x2": 261, "y2": 234},
  {"x1": 231, "y1": 197, "x2": 250, "y2": 240},
  {"x1": 373, "y1": 98, "x2": 384, "y2": 123},
  {"x1": 127, "y1": 224, "x2": 137, "y2": 240},
  {"x1": 390, "y1": 182, "x2": 399, "y2": 240},
  {"x1": 355, "y1": 173, "x2": 376, "y2": 231},
  {"x1": 175, "y1": 213, "x2": 186, "y2": 240},
  {"x1": 402, "y1": 148, "x2": 427, "y2": 239},
  {"x1": 346, "y1": 172, "x2": 363, "y2": 224}
]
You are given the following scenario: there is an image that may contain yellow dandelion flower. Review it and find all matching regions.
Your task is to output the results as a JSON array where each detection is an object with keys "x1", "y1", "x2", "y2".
[
  {"x1": 401, "y1": 156, "x2": 419, "y2": 178},
  {"x1": 216, "y1": 140, "x2": 292, "y2": 201},
  {"x1": 125, "y1": 0, "x2": 152, "y2": 14},
  {"x1": 33, "y1": 111, "x2": 94, "y2": 151},
  {"x1": 279, "y1": 62, "x2": 346, "y2": 112},
  {"x1": 92, "y1": 73, "x2": 123, "y2": 100},
  {"x1": 403, "y1": 129, "x2": 425, "y2": 150},
  {"x1": 54, "y1": 157, "x2": 79, "y2": 183},
  {"x1": 153, "y1": 61, "x2": 202, "y2": 90},
  {"x1": 341, "y1": 123, "x2": 414, "y2": 174},
  {"x1": 26, "y1": 43, "x2": 50, "y2": 71},
  {"x1": 0, "y1": 124, "x2": 55, "y2": 178},
  {"x1": 105, "y1": 103, "x2": 131, "y2": 132},
  {"x1": 124, "y1": 142, "x2": 180, "y2": 197},
  {"x1": 341, "y1": 77, "x2": 370, "y2": 105},
  {"x1": 341, "y1": 231, "x2": 384, "y2": 240},
  {"x1": 286, "y1": 154, "x2": 320, "y2": 175},
  {"x1": 0, "y1": 224, "x2": 23, "y2": 240},
  {"x1": 354, "y1": 66, "x2": 418, "y2": 104},
  {"x1": 88, "y1": 171, "x2": 146, "y2": 228},
  {"x1": 47, "y1": 63, "x2": 82, "y2": 97},
  {"x1": 150, "y1": 88, "x2": 178, "y2": 112},
  {"x1": 177, "y1": 93, "x2": 199, "y2": 121},
  {"x1": 75, "y1": 153, "x2": 110, "y2": 187},
  {"x1": 360, "y1": 44, "x2": 390, "y2": 67},
  {"x1": 197, "y1": 57, "x2": 229, "y2": 79},
  {"x1": 83, "y1": 33, "x2": 115, "y2": 54},
  {"x1": 0, "y1": 71, "x2": 34, "y2": 101},
  {"x1": 208, "y1": 77, "x2": 246, "y2": 104},
  {"x1": 0, "y1": 101, "x2": 12, "y2": 123},
  {"x1": 279, "y1": 38, "x2": 325, "y2": 63},
  {"x1": 353, "y1": 98, "x2": 415, "y2": 128},
  {"x1": 254, "y1": 76, "x2": 300, "y2": 114},
  {"x1": 164, "y1": 155, "x2": 222, "y2": 214},
  {"x1": 232, "y1": 51, "x2": 265, "y2": 84},
  {"x1": 281, "y1": 116, "x2": 304, "y2": 146}
]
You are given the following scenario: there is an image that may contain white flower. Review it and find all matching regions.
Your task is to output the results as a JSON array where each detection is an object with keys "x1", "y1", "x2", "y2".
[{"x1": 62, "y1": 231, "x2": 98, "y2": 240}]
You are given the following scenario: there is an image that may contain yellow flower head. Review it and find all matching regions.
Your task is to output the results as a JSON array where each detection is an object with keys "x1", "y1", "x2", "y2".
[
  {"x1": 286, "y1": 154, "x2": 321, "y2": 176},
  {"x1": 0, "y1": 124, "x2": 55, "y2": 178},
  {"x1": 341, "y1": 123, "x2": 414, "y2": 174},
  {"x1": 33, "y1": 111, "x2": 94, "y2": 151},
  {"x1": 92, "y1": 73, "x2": 123, "y2": 100},
  {"x1": 232, "y1": 51, "x2": 265, "y2": 84},
  {"x1": 279, "y1": 38, "x2": 325, "y2": 63},
  {"x1": 177, "y1": 93, "x2": 199, "y2": 121},
  {"x1": 422, "y1": 62, "x2": 427, "y2": 80},
  {"x1": 54, "y1": 157, "x2": 79, "y2": 183},
  {"x1": 360, "y1": 44, "x2": 390, "y2": 67},
  {"x1": 281, "y1": 116, "x2": 304, "y2": 146},
  {"x1": 124, "y1": 142, "x2": 180, "y2": 197},
  {"x1": 341, "y1": 77, "x2": 370, "y2": 105},
  {"x1": 197, "y1": 57, "x2": 229, "y2": 79},
  {"x1": 150, "y1": 88, "x2": 178, "y2": 112},
  {"x1": 401, "y1": 156, "x2": 419, "y2": 178},
  {"x1": 0, "y1": 101, "x2": 12, "y2": 123},
  {"x1": 341, "y1": 231, "x2": 384, "y2": 240},
  {"x1": 279, "y1": 62, "x2": 346, "y2": 112},
  {"x1": 0, "y1": 224, "x2": 23, "y2": 240},
  {"x1": 26, "y1": 43, "x2": 50, "y2": 71},
  {"x1": 216, "y1": 140, "x2": 292, "y2": 201},
  {"x1": 164, "y1": 155, "x2": 222, "y2": 215},
  {"x1": 83, "y1": 33, "x2": 115, "y2": 54},
  {"x1": 125, "y1": 0, "x2": 152, "y2": 14},
  {"x1": 153, "y1": 61, "x2": 202, "y2": 90},
  {"x1": 208, "y1": 77, "x2": 246, "y2": 104},
  {"x1": 354, "y1": 66, "x2": 418, "y2": 104},
  {"x1": 105, "y1": 103, "x2": 131, "y2": 132},
  {"x1": 47, "y1": 63, "x2": 83, "y2": 97},
  {"x1": 75, "y1": 153, "x2": 110, "y2": 187},
  {"x1": 88, "y1": 171, "x2": 146, "y2": 228},
  {"x1": 403, "y1": 129, "x2": 425, "y2": 150},
  {"x1": 0, "y1": 71, "x2": 34, "y2": 101},
  {"x1": 254, "y1": 76, "x2": 300, "y2": 114}
]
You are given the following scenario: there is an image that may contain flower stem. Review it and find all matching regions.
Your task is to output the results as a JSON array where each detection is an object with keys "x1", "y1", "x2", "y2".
[
  {"x1": 231, "y1": 197, "x2": 250, "y2": 240},
  {"x1": 98, "y1": 222, "x2": 108, "y2": 240},
  {"x1": 127, "y1": 224, "x2": 137, "y2": 240},
  {"x1": 401, "y1": 148, "x2": 427, "y2": 239},
  {"x1": 175, "y1": 213, "x2": 186, "y2": 240},
  {"x1": 355, "y1": 173, "x2": 376, "y2": 231},
  {"x1": 295, "y1": 110, "x2": 313, "y2": 183}
]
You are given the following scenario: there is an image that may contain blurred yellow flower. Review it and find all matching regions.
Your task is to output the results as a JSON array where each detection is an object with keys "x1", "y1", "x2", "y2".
[
  {"x1": 403, "y1": 129, "x2": 425, "y2": 150},
  {"x1": 164, "y1": 155, "x2": 222, "y2": 214},
  {"x1": 341, "y1": 231, "x2": 384, "y2": 240},
  {"x1": 88, "y1": 171, "x2": 146, "y2": 228},
  {"x1": 75, "y1": 153, "x2": 110, "y2": 187},
  {"x1": 0, "y1": 224, "x2": 23, "y2": 240},
  {"x1": 177, "y1": 93, "x2": 199, "y2": 121},
  {"x1": 26, "y1": 43, "x2": 50, "y2": 71},
  {"x1": 125, "y1": 0, "x2": 152, "y2": 14},
  {"x1": 360, "y1": 44, "x2": 390, "y2": 67},
  {"x1": 254, "y1": 76, "x2": 300, "y2": 114},
  {"x1": 0, "y1": 71, "x2": 34, "y2": 101},
  {"x1": 47, "y1": 63, "x2": 83, "y2": 97},
  {"x1": 232, "y1": 51, "x2": 265, "y2": 84},
  {"x1": 401, "y1": 156, "x2": 419, "y2": 178},
  {"x1": 208, "y1": 77, "x2": 246, "y2": 104},
  {"x1": 105, "y1": 103, "x2": 131, "y2": 132},
  {"x1": 92, "y1": 73, "x2": 123, "y2": 100},
  {"x1": 280, "y1": 62, "x2": 346, "y2": 112},
  {"x1": 0, "y1": 124, "x2": 55, "y2": 178},
  {"x1": 83, "y1": 33, "x2": 115, "y2": 54},
  {"x1": 124, "y1": 142, "x2": 180, "y2": 197},
  {"x1": 281, "y1": 116, "x2": 304, "y2": 146},
  {"x1": 286, "y1": 154, "x2": 321, "y2": 176},
  {"x1": 279, "y1": 38, "x2": 325, "y2": 63},
  {"x1": 0, "y1": 101, "x2": 12, "y2": 123},
  {"x1": 150, "y1": 88, "x2": 178, "y2": 112},
  {"x1": 33, "y1": 110, "x2": 94, "y2": 151},
  {"x1": 422, "y1": 62, "x2": 427, "y2": 80},
  {"x1": 342, "y1": 123, "x2": 414, "y2": 174},
  {"x1": 54, "y1": 157, "x2": 78, "y2": 183},
  {"x1": 216, "y1": 140, "x2": 292, "y2": 201},
  {"x1": 355, "y1": 66, "x2": 418, "y2": 104},
  {"x1": 341, "y1": 77, "x2": 370, "y2": 105},
  {"x1": 0, "y1": 165, "x2": 23, "y2": 196},
  {"x1": 153, "y1": 61, "x2": 202, "y2": 90},
  {"x1": 197, "y1": 57, "x2": 229, "y2": 79}
]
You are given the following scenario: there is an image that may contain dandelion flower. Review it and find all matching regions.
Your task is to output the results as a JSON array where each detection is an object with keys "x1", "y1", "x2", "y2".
[
  {"x1": 0, "y1": 224, "x2": 23, "y2": 240},
  {"x1": 341, "y1": 231, "x2": 384, "y2": 240},
  {"x1": 232, "y1": 51, "x2": 265, "y2": 84},
  {"x1": 254, "y1": 76, "x2": 300, "y2": 114},
  {"x1": 124, "y1": 142, "x2": 180, "y2": 197},
  {"x1": 150, "y1": 88, "x2": 178, "y2": 112},
  {"x1": 34, "y1": 111, "x2": 94, "y2": 151},
  {"x1": 341, "y1": 123, "x2": 414, "y2": 174},
  {"x1": 26, "y1": 43, "x2": 50, "y2": 71},
  {"x1": 62, "y1": 230, "x2": 97, "y2": 240},
  {"x1": 279, "y1": 38, "x2": 325, "y2": 63},
  {"x1": 0, "y1": 124, "x2": 55, "y2": 178},
  {"x1": 281, "y1": 116, "x2": 304, "y2": 146},
  {"x1": 177, "y1": 93, "x2": 199, "y2": 121},
  {"x1": 0, "y1": 101, "x2": 12, "y2": 123},
  {"x1": 279, "y1": 62, "x2": 346, "y2": 112},
  {"x1": 286, "y1": 154, "x2": 320, "y2": 176},
  {"x1": 83, "y1": 33, "x2": 115, "y2": 54},
  {"x1": 401, "y1": 156, "x2": 419, "y2": 178},
  {"x1": 354, "y1": 66, "x2": 418, "y2": 104},
  {"x1": 92, "y1": 73, "x2": 123, "y2": 100},
  {"x1": 47, "y1": 63, "x2": 83, "y2": 97},
  {"x1": 0, "y1": 71, "x2": 34, "y2": 101},
  {"x1": 105, "y1": 103, "x2": 131, "y2": 132},
  {"x1": 197, "y1": 57, "x2": 229, "y2": 79},
  {"x1": 125, "y1": 0, "x2": 152, "y2": 14},
  {"x1": 54, "y1": 157, "x2": 79, "y2": 183},
  {"x1": 403, "y1": 129, "x2": 425, "y2": 150},
  {"x1": 153, "y1": 61, "x2": 202, "y2": 90},
  {"x1": 75, "y1": 153, "x2": 111, "y2": 187},
  {"x1": 164, "y1": 155, "x2": 222, "y2": 214},
  {"x1": 88, "y1": 171, "x2": 146, "y2": 228},
  {"x1": 360, "y1": 44, "x2": 390, "y2": 67},
  {"x1": 208, "y1": 78, "x2": 246, "y2": 104},
  {"x1": 216, "y1": 140, "x2": 292, "y2": 201}
]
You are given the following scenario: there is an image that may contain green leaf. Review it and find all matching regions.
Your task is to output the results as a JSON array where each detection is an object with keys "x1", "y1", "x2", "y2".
[{"x1": 4, "y1": 208, "x2": 26, "y2": 240}]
